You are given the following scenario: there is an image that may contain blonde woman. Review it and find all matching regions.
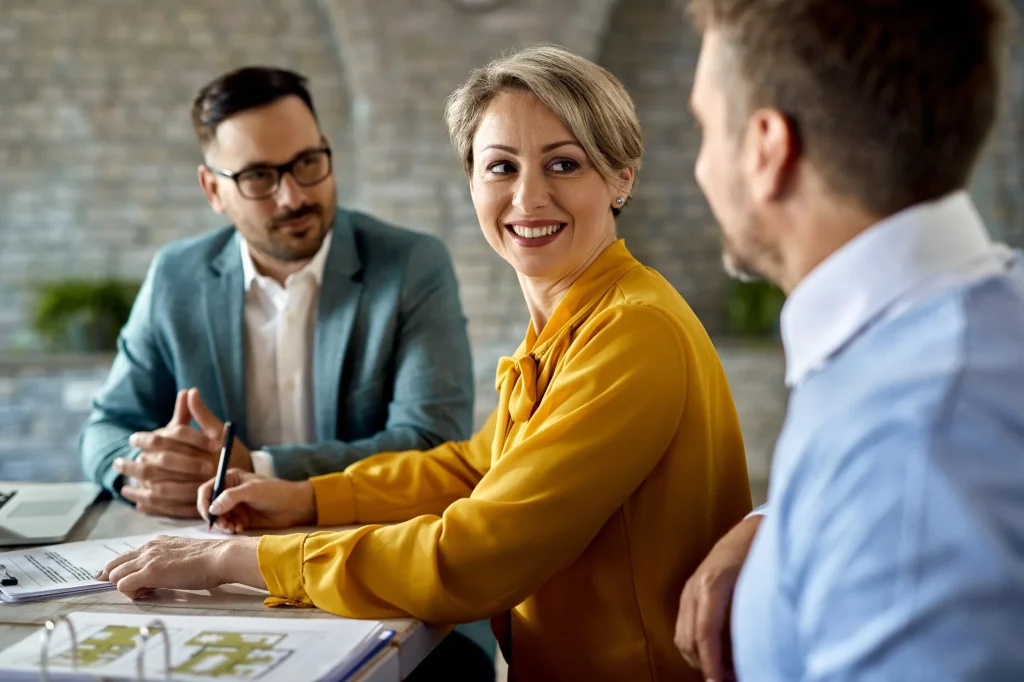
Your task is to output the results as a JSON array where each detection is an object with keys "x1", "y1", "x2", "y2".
[{"x1": 100, "y1": 45, "x2": 752, "y2": 681}]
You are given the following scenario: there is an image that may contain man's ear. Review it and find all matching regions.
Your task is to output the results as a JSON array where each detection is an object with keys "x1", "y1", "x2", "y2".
[
  {"x1": 746, "y1": 107, "x2": 798, "y2": 204},
  {"x1": 198, "y1": 165, "x2": 226, "y2": 214}
]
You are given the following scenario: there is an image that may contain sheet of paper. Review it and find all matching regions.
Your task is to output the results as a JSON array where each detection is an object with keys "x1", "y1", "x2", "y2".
[
  {"x1": 0, "y1": 526, "x2": 224, "y2": 601},
  {"x1": 0, "y1": 611, "x2": 391, "y2": 682}
]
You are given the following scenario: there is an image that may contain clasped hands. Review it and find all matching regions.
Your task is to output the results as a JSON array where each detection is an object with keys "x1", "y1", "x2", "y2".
[{"x1": 114, "y1": 387, "x2": 254, "y2": 518}]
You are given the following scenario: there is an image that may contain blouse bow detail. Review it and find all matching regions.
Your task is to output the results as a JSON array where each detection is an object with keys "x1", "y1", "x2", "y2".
[{"x1": 495, "y1": 354, "x2": 539, "y2": 423}]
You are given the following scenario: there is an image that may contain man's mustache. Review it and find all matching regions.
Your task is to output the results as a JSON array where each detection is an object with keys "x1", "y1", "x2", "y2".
[{"x1": 272, "y1": 205, "x2": 321, "y2": 227}]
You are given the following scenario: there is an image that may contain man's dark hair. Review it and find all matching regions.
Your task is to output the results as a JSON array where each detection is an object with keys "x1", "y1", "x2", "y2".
[
  {"x1": 687, "y1": 0, "x2": 1016, "y2": 216},
  {"x1": 191, "y1": 66, "x2": 318, "y2": 150}
]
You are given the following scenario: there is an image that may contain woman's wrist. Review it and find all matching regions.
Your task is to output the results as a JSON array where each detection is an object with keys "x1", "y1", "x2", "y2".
[
  {"x1": 294, "y1": 480, "x2": 317, "y2": 526},
  {"x1": 214, "y1": 536, "x2": 267, "y2": 590}
]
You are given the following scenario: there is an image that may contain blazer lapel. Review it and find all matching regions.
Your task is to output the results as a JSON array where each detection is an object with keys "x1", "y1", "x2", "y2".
[
  {"x1": 204, "y1": 231, "x2": 248, "y2": 441},
  {"x1": 314, "y1": 209, "x2": 363, "y2": 441}
]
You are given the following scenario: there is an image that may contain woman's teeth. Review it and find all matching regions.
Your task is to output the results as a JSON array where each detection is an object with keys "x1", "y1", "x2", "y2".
[{"x1": 509, "y1": 224, "x2": 564, "y2": 238}]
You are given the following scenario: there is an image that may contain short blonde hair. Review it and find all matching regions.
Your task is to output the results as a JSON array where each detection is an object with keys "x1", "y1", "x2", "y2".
[{"x1": 444, "y1": 44, "x2": 643, "y2": 214}]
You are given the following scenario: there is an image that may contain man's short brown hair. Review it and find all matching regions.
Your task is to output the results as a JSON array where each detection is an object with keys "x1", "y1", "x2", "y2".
[
  {"x1": 687, "y1": 0, "x2": 1015, "y2": 216},
  {"x1": 191, "y1": 66, "x2": 318, "y2": 151}
]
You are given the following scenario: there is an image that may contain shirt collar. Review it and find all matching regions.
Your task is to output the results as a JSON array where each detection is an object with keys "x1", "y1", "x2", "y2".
[
  {"x1": 780, "y1": 190, "x2": 994, "y2": 387},
  {"x1": 524, "y1": 238, "x2": 641, "y2": 354},
  {"x1": 239, "y1": 228, "x2": 334, "y2": 291}
]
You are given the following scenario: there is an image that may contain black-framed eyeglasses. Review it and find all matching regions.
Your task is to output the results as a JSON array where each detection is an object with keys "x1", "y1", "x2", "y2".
[{"x1": 206, "y1": 147, "x2": 333, "y2": 200}]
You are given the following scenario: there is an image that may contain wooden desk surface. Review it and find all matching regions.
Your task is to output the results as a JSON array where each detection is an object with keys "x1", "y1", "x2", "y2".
[{"x1": 0, "y1": 495, "x2": 445, "y2": 681}]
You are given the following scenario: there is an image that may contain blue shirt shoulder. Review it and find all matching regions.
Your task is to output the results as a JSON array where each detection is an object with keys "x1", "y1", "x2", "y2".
[{"x1": 734, "y1": 263, "x2": 1024, "y2": 682}]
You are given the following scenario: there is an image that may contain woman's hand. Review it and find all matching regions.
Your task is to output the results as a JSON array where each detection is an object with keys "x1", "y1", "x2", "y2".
[
  {"x1": 197, "y1": 468, "x2": 317, "y2": 533},
  {"x1": 97, "y1": 535, "x2": 265, "y2": 600}
]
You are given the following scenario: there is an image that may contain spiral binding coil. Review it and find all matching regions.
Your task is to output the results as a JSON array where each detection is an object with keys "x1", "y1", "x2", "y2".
[{"x1": 36, "y1": 616, "x2": 172, "y2": 681}]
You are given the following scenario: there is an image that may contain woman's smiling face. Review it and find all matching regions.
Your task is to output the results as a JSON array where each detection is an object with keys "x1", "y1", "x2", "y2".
[{"x1": 469, "y1": 90, "x2": 624, "y2": 281}]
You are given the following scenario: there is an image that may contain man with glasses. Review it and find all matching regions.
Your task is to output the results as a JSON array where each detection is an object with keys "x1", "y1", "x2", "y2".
[
  {"x1": 76, "y1": 65, "x2": 495, "y2": 680},
  {"x1": 80, "y1": 66, "x2": 474, "y2": 518}
]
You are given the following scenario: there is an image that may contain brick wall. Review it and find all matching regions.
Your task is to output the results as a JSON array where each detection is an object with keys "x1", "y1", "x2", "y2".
[
  {"x1": 599, "y1": 0, "x2": 729, "y2": 332},
  {"x1": 974, "y1": 12, "x2": 1024, "y2": 245},
  {"x1": 0, "y1": 0, "x2": 353, "y2": 349},
  {"x1": 3, "y1": 0, "x2": 1022, "y2": 353},
  {"x1": 0, "y1": 357, "x2": 110, "y2": 482}
]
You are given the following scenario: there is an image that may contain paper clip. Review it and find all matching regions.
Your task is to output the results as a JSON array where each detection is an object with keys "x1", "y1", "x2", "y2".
[{"x1": 0, "y1": 564, "x2": 18, "y2": 586}]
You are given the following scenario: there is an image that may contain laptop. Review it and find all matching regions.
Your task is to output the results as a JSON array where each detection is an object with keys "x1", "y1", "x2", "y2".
[{"x1": 0, "y1": 482, "x2": 102, "y2": 546}]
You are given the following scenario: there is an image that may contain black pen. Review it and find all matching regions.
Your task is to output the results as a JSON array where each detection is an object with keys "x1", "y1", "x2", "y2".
[{"x1": 207, "y1": 421, "x2": 235, "y2": 530}]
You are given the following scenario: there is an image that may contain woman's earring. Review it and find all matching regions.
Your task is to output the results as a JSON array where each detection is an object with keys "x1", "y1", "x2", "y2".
[{"x1": 615, "y1": 197, "x2": 625, "y2": 205}]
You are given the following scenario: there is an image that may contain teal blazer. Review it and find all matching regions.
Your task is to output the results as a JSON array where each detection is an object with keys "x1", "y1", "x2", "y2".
[{"x1": 80, "y1": 207, "x2": 475, "y2": 493}]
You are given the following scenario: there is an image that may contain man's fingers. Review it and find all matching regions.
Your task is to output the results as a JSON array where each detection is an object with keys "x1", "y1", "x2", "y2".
[
  {"x1": 148, "y1": 451, "x2": 215, "y2": 478},
  {"x1": 127, "y1": 486, "x2": 203, "y2": 519},
  {"x1": 123, "y1": 480, "x2": 200, "y2": 507},
  {"x1": 121, "y1": 485, "x2": 143, "y2": 505},
  {"x1": 149, "y1": 480, "x2": 202, "y2": 502},
  {"x1": 114, "y1": 452, "x2": 212, "y2": 484},
  {"x1": 114, "y1": 458, "x2": 144, "y2": 482},
  {"x1": 695, "y1": 578, "x2": 728, "y2": 682},
  {"x1": 155, "y1": 424, "x2": 217, "y2": 453},
  {"x1": 169, "y1": 388, "x2": 191, "y2": 427},
  {"x1": 675, "y1": 580, "x2": 700, "y2": 669},
  {"x1": 187, "y1": 388, "x2": 224, "y2": 439},
  {"x1": 129, "y1": 432, "x2": 213, "y2": 459},
  {"x1": 135, "y1": 501, "x2": 202, "y2": 519},
  {"x1": 137, "y1": 504, "x2": 200, "y2": 519}
]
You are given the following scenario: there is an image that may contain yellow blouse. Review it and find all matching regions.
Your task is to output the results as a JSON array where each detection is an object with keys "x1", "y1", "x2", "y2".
[{"x1": 257, "y1": 240, "x2": 752, "y2": 682}]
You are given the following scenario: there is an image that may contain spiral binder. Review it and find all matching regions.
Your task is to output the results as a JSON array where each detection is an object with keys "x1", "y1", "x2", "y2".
[
  {"x1": 3, "y1": 611, "x2": 395, "y2": 682},
  {"x1": 135, "y1": 620, "x2": 171, "y2": 681},
  {"x1": 38, "y1": 616, "x2": 171, "y2": 682},
  {"x1": 39, "y1": 616, "x2": 77, "y2": 682}
]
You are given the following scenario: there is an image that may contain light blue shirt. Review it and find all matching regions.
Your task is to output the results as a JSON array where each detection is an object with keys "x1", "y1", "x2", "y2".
[{"x1": 733, "y1": 191, "x2": 1024, "y2": 681}]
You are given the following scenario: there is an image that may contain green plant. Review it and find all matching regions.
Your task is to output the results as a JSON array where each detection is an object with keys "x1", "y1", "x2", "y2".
[
  {"x1": 31, "y1": 279, "x2": 141, "y2": 353},
  {"x1": 726, "y1": 278, "x2": 786, "y2": 339}
]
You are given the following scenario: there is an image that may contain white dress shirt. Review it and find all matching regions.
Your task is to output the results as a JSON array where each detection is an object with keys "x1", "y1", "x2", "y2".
[{"x1": 240, "y1": 230, "x2": 333, "y2": 477}]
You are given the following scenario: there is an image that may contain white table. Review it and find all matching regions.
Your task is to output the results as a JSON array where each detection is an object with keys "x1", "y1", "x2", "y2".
[{"x1": 0, "y1": 494, "x2": 446, "y2": 680}]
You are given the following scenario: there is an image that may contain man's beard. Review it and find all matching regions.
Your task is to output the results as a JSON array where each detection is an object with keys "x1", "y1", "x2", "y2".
[
  {"x1": 719, "y1": 171, "x2": 773, "y2": 282},
  {"x1": 253, "y1": 202, "x2": 332, "y2": 263},
  {"x1": 722, "y1": 245, "x2": 763, "y2": 282}
]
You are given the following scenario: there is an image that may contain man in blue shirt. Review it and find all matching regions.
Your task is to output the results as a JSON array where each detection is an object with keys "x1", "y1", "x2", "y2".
[{"x1": 677, "y1": 1, "x2": 1023, "y2": 680}]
